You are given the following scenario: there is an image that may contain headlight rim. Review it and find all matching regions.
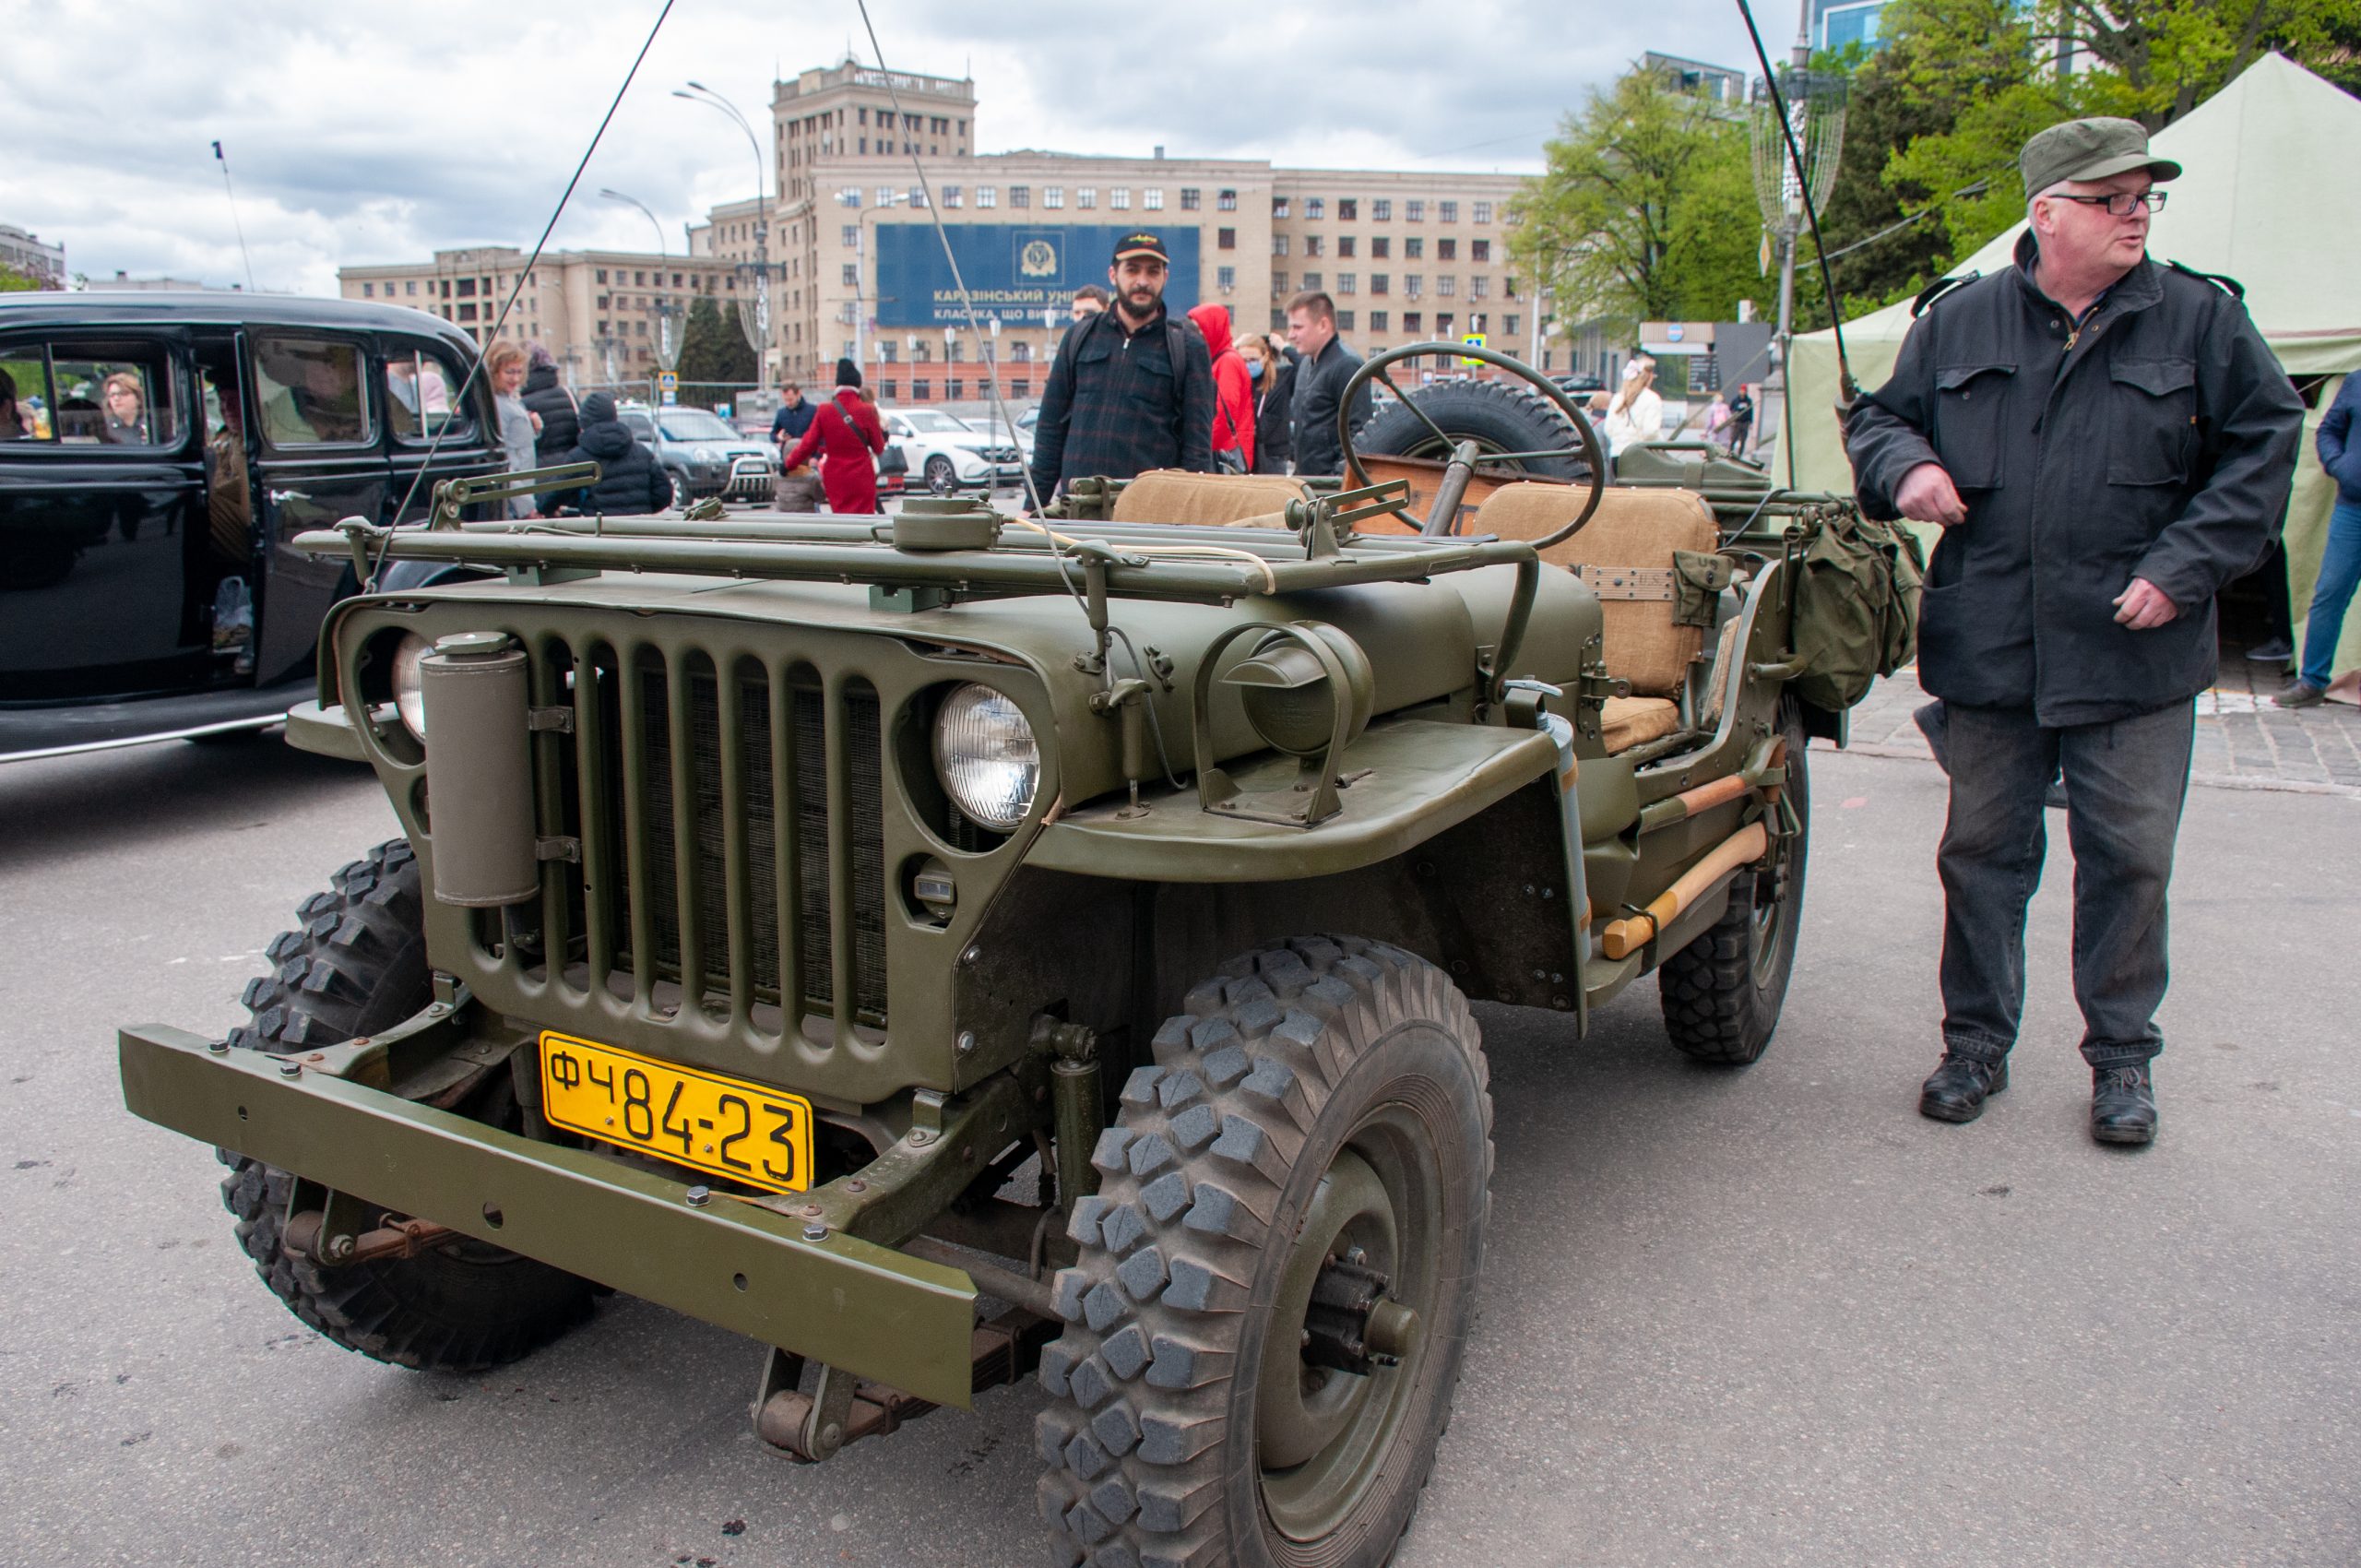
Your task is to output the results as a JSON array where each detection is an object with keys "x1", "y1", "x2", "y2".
[
  {"x1": 931, "y1": 681, "x2": 1040, "y2": 834},
  {"x1": 390, "y1": 631, "x2": 433, "y2": 741}
]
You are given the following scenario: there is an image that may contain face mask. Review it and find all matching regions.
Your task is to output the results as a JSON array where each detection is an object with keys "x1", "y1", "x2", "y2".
[{"x1": 1244, "y1": 360, "x2": 1264, "y2": 380}]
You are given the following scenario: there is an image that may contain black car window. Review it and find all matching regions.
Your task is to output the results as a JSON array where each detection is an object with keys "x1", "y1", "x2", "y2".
[
  {"x1": 252, "y1": 335, "x2": 372, "y2": 449},
  {"x1": 385, "y1": 344, "x2": 478, "y2": 445},
  {"x1": 0, "y1": 342, "x2": 181, "y2": 448},
  {"x1": 0, "y1": 348, "x2": 50, "y2": 441}
]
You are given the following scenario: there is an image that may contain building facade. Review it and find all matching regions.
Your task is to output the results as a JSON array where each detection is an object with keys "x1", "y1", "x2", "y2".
[{"x1": 1, "y1": 225, "x2": 66, "y2": 287}]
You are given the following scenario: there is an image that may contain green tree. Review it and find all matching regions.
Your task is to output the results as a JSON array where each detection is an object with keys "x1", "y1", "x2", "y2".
[
  {"x1": 675, "y1": 294, "x2": 754, "y2": 405},
  {"x1": 0, "y1": 265, "x2": 41, "y2": 294},
  {"x1": 1509, "y1": 66, "x2": 1763, "y2": 331}
]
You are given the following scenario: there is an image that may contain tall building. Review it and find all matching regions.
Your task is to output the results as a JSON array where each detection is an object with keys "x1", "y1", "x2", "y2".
[
  {"x1": 0, "y1": 224, "x2": 65, "y2": 288},
  {"x1": 1812, "y1": 0, "x2": 1889, "y2": 51}
]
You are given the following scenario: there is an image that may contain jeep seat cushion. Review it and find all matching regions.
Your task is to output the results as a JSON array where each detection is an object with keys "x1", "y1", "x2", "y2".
[
  {"x1": 1469, "y1": 482, "x2": 1718, "y2": 698},
  {"x1": 1601, "y1": 696, "x2": 1681, "y2": 754},
  {"x1": 1109, "y1": 469, "x2": 1312, "y2": 528}
]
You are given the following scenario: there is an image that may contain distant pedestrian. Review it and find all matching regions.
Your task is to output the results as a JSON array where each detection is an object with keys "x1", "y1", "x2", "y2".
[
  {"x1": 1240, "y1": 331, "x2": 1293, "y2": 475},
  {"x1": 1026, "y1": 232, "x2": 1215, "y2": 502},
  {"x1": 1600, "y1": 356, "x2": 1662, "y2": 455},
  {"x1": 1845, "y1": 115, "x2": 2302, "y2": 1146},
  {"x1": 1070, "y1": 285, "x2": 1109, "y2": 323},
  {"x1": 1188, "y1": 303, "x2": 1254, "y2": 474},
  {"x1": 1703, "y1": 391, "x2": 1732, "y2": 452},
  {"x1": 782, "y1": 358, "x2": 887, "y2": 515},
  {"x1": 770, "y1": 381, "x2": 823, "y2": 512},
  {"x1": 520, "y1": 341, "x2": 578, "y2": 464},
  {"x1": 1285, "y1": 290, "x2": 1372, "y2": 478},
  {"x1": 539, "y1": 392, "x2": 673, "y2": 517},
  {"x1": 1727, "y1": 384, "x2": 1755, "y2": 457},
  {"x1": 483, "y1": 341, "x2": 539, "y2": 517},
  {"x1": 2280, "y1": 373, "x2": 2361, "y2": 706}
]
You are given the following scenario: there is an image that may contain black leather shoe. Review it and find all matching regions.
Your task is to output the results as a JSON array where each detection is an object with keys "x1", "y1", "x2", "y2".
[
  {"x1": 2092, "y1": 1063, "x2": 2158, "y2": 1146},
  {"x1": 1918, "y1": 1054, "x2": 2008, "y2": 1123}
]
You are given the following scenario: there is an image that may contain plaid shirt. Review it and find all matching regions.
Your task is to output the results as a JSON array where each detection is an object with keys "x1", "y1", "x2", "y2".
[{"x1": 1028, "y1": 304, "x2": 1215, "y2": 500}]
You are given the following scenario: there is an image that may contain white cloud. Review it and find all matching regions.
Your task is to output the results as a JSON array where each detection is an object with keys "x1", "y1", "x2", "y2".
[{"x1": 10, "y1": 0, "x2": 1762, "y2": 293}]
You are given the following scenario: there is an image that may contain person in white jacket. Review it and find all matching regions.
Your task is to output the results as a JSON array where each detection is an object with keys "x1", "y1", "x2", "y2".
[{"x1": 1600, "y1": 356, "x2": 1662, "y2": 455}]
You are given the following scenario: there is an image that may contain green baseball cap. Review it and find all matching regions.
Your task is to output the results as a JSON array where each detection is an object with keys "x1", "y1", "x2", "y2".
[{"x1": 2020, "y1": 117, "x2": 2181, "y2": 198}]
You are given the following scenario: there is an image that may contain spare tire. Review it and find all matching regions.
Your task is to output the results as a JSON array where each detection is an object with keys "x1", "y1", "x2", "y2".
[{"x1": 1356, "y1": 376, "x2": 1592, "y2": 482}]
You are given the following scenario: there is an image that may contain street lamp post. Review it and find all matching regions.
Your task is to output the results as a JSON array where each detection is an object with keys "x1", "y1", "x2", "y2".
[
  {"x1": 599, "y1": 187, "x2": 682, "y2": 373},
  {"x1": 674, "y1": 82, "x2": 771, "y2": 379},
  {"x1": 847, "y1": 191, "x2": 911, "y2": 374}
]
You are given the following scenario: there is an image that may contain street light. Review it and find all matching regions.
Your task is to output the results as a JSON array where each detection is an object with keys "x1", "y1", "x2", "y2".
[
  {"x1": 848, "y1": 192, "x2": 911, "y2": 374},
  {"x1": 673, "y1": 82, "x2": 770, "y2": 373},
  {"x1": 598, "y1": 187, "x2": 682, "y2": 373}
]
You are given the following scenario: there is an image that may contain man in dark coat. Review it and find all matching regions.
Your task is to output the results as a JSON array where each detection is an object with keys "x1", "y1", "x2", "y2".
[
  {"x1": 1026, "y1": 232, "x2": 1215, "y2": 504},
  {"x1": 520, "y1": 343, "x2": 579, "y2": 464},
  {"x1": 1285, "y1": 290, "x2": 1374, "y2": 478},
  {"x1": 539, "y1": 393, "x2": 672, "y2": 517},
  {"x1": 1846, "y1": 118, "x2": 2302, "y2": 1146}
]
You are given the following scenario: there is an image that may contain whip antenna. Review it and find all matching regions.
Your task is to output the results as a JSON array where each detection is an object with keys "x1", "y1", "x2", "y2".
[{"x1": 211, "y1": 141, "x2": 259, "y2": 294}]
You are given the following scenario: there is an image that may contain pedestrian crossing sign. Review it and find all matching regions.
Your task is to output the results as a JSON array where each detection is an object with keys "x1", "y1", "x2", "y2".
[
  {"x1": 658, "y1": 370, "x2": 679, "y2": 406},
  {"x1": 1459, "y1": 334, "x2": 1487, "y2": 366}
]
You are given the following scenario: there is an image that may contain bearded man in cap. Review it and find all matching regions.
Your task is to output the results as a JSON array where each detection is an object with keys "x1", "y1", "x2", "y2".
[
  {"x1": 1846, "y1": 117, "x2": 2301, "y2": 1146},
  {"x1": 1026, "y1": 231, "x2": 1215, "y2": 505}
]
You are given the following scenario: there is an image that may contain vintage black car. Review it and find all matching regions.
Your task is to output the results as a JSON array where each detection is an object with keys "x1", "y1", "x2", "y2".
[{"x1": 0, "y1": 292, "x2": 503, "y2": 761}]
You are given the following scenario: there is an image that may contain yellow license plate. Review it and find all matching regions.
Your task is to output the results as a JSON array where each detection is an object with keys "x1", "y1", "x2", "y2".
[{"x1": 539, "y1": 1032, "x2": 813, "y2": 1194}]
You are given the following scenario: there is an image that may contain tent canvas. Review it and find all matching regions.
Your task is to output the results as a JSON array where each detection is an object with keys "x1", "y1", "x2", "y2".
[{"x1": 1787, "y1": 53, "x2": 2361, "y2": 683}]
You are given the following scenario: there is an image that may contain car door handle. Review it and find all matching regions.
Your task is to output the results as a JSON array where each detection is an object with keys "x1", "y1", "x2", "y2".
[{"x1": 267, "y1": 488, "x2": 311, "y2": 505}]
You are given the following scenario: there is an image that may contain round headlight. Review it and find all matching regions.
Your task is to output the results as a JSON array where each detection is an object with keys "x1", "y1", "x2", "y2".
[
  {"x1": 932, "y1": 683, "x2": 1038, "y2": 832},
  {"x1": 391, "y1": 632, "x2": 431, "y2": 740}
]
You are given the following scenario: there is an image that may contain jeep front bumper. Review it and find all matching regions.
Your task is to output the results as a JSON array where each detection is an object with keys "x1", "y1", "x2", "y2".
[{"x1": 118, "y1": 1023, "x2": 979, "y2": 1407}]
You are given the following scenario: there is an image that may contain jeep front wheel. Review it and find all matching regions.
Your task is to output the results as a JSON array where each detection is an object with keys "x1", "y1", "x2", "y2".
[
  {"x1": 1036, "y1": 936, "x2": 1490, "y2": 1567},
  {"x1": 220, "y1": 838, "x2": 597, "y2": 1372}
]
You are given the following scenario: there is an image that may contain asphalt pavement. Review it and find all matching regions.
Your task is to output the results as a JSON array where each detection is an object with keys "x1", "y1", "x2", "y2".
[{"x1": 1, "y1": 725, "x2": 2355, "y2": 1568}]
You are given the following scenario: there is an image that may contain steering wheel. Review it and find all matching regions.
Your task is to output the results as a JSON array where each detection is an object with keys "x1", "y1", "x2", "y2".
[{"x1": 1337, "y1": 340, "x2": 1608, "y2": 550}]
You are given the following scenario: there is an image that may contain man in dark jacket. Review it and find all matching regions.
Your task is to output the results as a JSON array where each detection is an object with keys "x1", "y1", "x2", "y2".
[
  {"x1": 520, "y1": 343, "x2": 579, "y2": 464},
  {"x1": 1026, "y1": 232, "x2": 1215, "y2": 503},
  {"x1": 2278, "y1": 373, "x2": 2361, "y2": 706},
  {"x1": 1846, "y1": 118, "x2": 2302, "y2": 1146},
  {"x1": 539, "y1": 393, "x2": 673, "y2": 517},
  {"x1": 1285, "y1": 290, "x2": 1374, "y2": 477}
]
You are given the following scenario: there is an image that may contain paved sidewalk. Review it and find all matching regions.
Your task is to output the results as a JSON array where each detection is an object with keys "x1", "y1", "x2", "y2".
[{"x1": 1846, "y1": 652, "x2": 2361, "y2": 795}]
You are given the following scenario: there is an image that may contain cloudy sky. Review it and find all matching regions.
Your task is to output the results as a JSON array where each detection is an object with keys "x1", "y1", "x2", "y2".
[{"x1": 11, "y1": 0, "x2": 1774, "y2": 295}]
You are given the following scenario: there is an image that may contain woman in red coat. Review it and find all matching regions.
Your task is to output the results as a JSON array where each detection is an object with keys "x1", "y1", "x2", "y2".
[{"x1": 783, "y1": 358, "x2": 886, "y2": 514}]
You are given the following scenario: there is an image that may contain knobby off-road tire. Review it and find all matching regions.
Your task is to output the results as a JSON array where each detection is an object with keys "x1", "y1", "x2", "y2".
[
  {"x1": 1658, "y1": 698, "x2": 1812, "y2": 1064},
  {"x1": 220, "y1": 838, "x2": 596, "y2": 1372},
  {"x1": 1357, "y1": 377, "x2": 1592, "y2": 483},
  {"x1": 1036, "y1": 936, "x2": 1491, "y2": 1568}
]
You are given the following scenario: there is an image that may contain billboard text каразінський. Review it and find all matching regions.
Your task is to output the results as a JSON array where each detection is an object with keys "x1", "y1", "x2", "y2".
[{"x1": 870, "y1": 224, "x2": 1203, "y2": 328}]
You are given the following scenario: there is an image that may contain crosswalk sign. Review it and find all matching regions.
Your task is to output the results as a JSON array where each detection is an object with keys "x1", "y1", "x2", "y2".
[
  {"x1": 1459, "y1": 334, "x2": 1487, "y2": 366},
  {"x1": 657, "y1": 370, "x2": 679, "y2": 406}
]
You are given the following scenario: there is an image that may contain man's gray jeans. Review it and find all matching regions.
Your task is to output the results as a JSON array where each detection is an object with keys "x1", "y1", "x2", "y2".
[{"x1": 1937, "y1": 701, "x2": 2195, "y2": 1069}]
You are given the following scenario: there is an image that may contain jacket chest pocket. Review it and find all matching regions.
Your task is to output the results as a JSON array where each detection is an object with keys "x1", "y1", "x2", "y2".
[
  {"x1": 1125, "y1": 343, "x2": 1175, "y2": 409},
  {"x1": 1933, "y1": 362, "x2": 2015, "y2": 490},
  {"x1": 2106, "y1": 357, "x2": 2197, "y2": 486}
]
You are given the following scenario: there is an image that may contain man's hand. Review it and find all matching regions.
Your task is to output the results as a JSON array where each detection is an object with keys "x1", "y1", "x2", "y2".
[
  {"x1": 1894, "y1": 462, "x2": 1968, "y2": 528},
  {"x1": 2113, "y1": 577, "x2": 2180, "y2": 629}
]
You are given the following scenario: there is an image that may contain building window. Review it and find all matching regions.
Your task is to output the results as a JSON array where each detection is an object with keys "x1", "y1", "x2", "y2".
[
  {"x1": 456, "y1": 302, "x2": 477, "y2": 321},
  {"x1": 1504, "y1": 314, "x2": 1520, "y2": 336},
  {"x1": 1012, "y1": 341, "x2": 1033, "y2": 362},
  {"x1": 876, "y1": 187, "x2": 895, "y2": 208},
  {"x1": 1272, "y1": 196, "x2": 1290, "y2": 219},
  {"x1": 1441, "y1": 201, "x2": 1458, "y2": 223},
  {"x1": 1472, "y1": 240, "x2": 1490, "y2": 263},
  {"x1": 912, "y1": 378, "x2": 930, "y2": 401},
  {"x1": 1373, "y1": 199, "x2": 1392, "y2": 221},
  {"x1": 1436, "y1": 313, "x2": 1453, "y2": 337},
  {"x1": 1302, "y1": 271, "x2": 1323, "y2": 290},
  {"x1": 634, "y1": 270, "x2": 646, "y2": 286},
  {"x1": 880, "y1": 379, "x2": 898, "y2": 400},
  {"x1": 1112, "y1": 187, "x2": 1131, "y2": 209},
  {"x1": 1217, "y1": 265, "x2": 1236, "y2": 290},
  {"x1": 1045, "y1": 186, "x2": 1063, "y2": 208},
  {"x1": 859, "y1": 137, "x2": 868, "y2": 155},
  {"x1": 1403, "y1": 311, "x2": 1421, "y2": 333},
  {"x1": 406, "y1": 280, "x2": 417, "y2": 295},
  {"x1": 1307, "y1": 196, "x2": 1325, "y2": 220},
  {"x1": 1406, "y1": 276, "x2": 1423, "y2": 298},
  {"x1": 978, "y1": 186, "x2": 997, "y2": 208},
  {"x1": 842, "y1": 224, "x2": 859, "y2": 247},
  {"x1": 596, "y1": 294, "x2": 609, "y2": 310},
  {"x1": 1272, "y1": 270, "x2": 1288, "y2": 292},
  {"x1": 361, "y1": 282, "x2": 374, "y2": 297},
  {"x1": 943, "y1": 185, "x2": 962, "y2": 208},
  {"x1": 1370, "y1": 310, "x2": 1388, "y2": 334},
  {"x1": 880, "y1": 341, "x2": 896, "y2": 362},
  {"x1": 1370, "y1": 274, "x2": 1389, "y2": 295},
  {"x1": 1180, "y1": 188, "x2": 1201, "y2": 210},
  {"x1": 1010, "y1": 185, "x2": 1030, "y2": 208},
  {"x1": 1337, "y1": 274, "x2": 1356, "y2": 294},
  {"x1": 947, "y1": 377, "x2": 963, "y2": 399},
  {"x1": 1144, "y1": 188, "x2": 1164, "y2": 210},
  {"x1": 838, "y1": 187, "x2": 861, "y2": 208},
  {"x1": 1272, "y1": 309, "x2": 1288, "y2": 331},
  {"x1": 1272, "y1": 234, "x2": 1289, "y2": 256},
  {"x1": 1371, "y1": 236, "x2": 1391, "y2": 259},
  {"x1": 1438, "y1": 276, "x2": 1455, "y2": 297},
  {"x1": 1406, "y1": 200, "x2": 1425, "y2": 221},
  {"x1": 842, "y1": 264, "x2": 858, "y2": 286},
  {"x1": 1472, "y1": 276, "x2": 1490, "y2": 298},
  {"x1": 1338, "y1": 236, "x2": 1356, "y2": 258},
  {"x1": 1305, "y1": 236, "x2": 1323, "y2": 257},
  {"x1": 1217, "y1": 188, "x2": 1237, "y2": 211},
  {"x1": 596, "y1": 268, "x2": 608, "y2": 284},
  {"x1": 1335, "y1": 199, "x2": 1358, "y2": 222},
  {"x1": 1439, "y1": 239, "x2": 1457, "y2": 261},
  {"x1": 909, "y1": 187, "x2": 928, "y2": 208},
  {"x1": 1406, "y1": 238, "x2": 1425, "y2": 260},
  {"x1": 1474, "y1": 201, "x2": 1493, "y2": 224},
  {"x1": 1079, "y1": 187, "x2": 1097, "y2": 208},
  {"x1": 1218, "y1": 227, "x2": 1237, "y2": 250}
]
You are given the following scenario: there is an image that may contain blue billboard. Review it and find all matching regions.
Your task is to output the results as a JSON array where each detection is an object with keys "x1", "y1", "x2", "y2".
[{"x1": 871, "y1": 223, "x2": 1201, "y2": 328}]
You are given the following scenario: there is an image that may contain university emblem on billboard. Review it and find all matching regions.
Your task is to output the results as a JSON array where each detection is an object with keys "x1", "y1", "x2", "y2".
[{"x1": 1019, "y1": 237, "x2": 1060, "y2": 279}]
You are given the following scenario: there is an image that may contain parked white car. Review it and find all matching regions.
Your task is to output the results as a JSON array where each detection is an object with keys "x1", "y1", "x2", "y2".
[{"x1": 877, "y1": 408, "x2": 1025, "y2": 494}]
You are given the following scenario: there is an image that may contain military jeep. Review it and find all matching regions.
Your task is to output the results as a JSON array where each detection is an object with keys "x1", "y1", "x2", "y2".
[{"x1": 119, "y1": 346, "x2": 1897, "y2": 1567}]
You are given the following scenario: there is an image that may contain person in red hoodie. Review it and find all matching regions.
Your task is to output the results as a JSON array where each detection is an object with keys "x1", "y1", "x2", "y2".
[
  {"x1": 1186, "y1": 303, "x2": 1254, "y2": 474},
  {"x1": 783, "y1": 358, "x2": 887, "y2": 514}
]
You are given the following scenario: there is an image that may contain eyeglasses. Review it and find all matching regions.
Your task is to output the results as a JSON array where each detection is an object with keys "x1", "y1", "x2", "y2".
[{"x1": 2047, "y1": 190, "x2": 2167, "y2": 217}]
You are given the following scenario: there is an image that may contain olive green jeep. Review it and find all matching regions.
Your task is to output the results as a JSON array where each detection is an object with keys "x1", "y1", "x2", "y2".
[{"x1": 119, "y1": 347, "x2": 1908, "y2": 1568}]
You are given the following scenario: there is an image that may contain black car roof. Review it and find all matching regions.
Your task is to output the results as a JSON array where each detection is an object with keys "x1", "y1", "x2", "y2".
[{"x1": 0, "y1": 291, "x2": 481, "y2": 356}]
